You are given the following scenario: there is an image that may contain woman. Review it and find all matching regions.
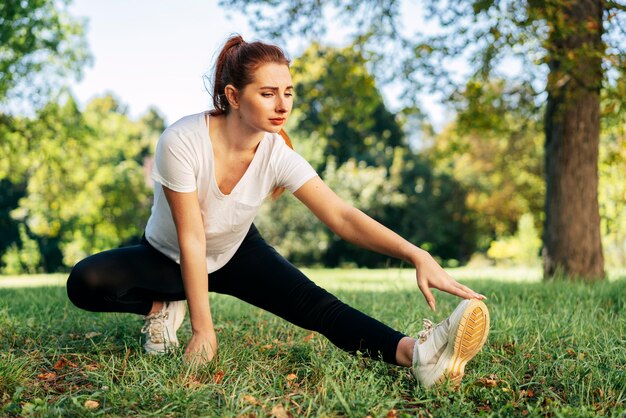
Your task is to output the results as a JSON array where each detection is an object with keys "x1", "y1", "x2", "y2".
[{"x1": 67, "y1": 35, "x2": 489, "y2": 388}]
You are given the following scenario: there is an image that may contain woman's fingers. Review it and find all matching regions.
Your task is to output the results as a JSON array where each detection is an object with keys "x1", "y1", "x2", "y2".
[
  {"x1": 417, "y1": 279, "x2": 437, "y2": 311},
  {"x1": 453, "y1": 281, "x2": 486, "y2": 299}
]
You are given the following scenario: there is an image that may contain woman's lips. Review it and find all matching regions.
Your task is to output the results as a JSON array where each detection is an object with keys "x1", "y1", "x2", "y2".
[{"x1": 270, "y1": 118, "x2": 285, "y2": 125}]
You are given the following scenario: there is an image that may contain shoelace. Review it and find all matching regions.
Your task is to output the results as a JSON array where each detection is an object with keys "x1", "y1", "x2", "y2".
[
  {"x1": 417, "y1": 319, "x2": 435, "y2": 344},
  {"x1": 141, "y1": 310, "x2": 170, "y2": 343}
]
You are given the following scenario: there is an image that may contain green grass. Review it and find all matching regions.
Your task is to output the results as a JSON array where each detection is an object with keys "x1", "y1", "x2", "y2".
[{"x1": 0, "y1": 269, "x2": 625, "y2": 417}]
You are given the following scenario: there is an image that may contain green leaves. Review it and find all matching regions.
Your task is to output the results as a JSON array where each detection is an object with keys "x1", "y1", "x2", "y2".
[
  {"x1": 0, "y1": 93, "x2": 164, "y2": 272},
  {"x1": 0, "y1": 0, "x2": 91, "y2": 109}
]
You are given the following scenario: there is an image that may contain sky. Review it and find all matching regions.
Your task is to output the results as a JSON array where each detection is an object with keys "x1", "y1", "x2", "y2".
[
  {"x1": 68, "y1": 0, "x2": 255, "y2": 125},
  {"x1": 67, "y1": 0, "x2": 449, "y2": 128}
]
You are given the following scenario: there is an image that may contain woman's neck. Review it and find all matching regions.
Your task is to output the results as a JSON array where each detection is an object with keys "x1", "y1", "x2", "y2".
[{"x1": 212, "y1": 112, "x2": 264, "y2": 154}]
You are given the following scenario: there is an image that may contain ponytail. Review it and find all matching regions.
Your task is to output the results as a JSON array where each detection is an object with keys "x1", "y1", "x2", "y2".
[
  {"x1": 207, "y1": 35, "x2": 294, "y2": 199},
  {"x1": 208, "y1": 34, "x2": 290, "y2": 117}
]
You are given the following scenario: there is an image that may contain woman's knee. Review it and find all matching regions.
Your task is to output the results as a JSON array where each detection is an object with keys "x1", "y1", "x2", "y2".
[{"x1": 66, "y1": 258, "x2": 103, "y2": 310}]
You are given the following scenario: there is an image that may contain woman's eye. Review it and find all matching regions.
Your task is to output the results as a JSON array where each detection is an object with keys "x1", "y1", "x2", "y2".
[
  {"x1": 262, "y1": 93, "x2": 273, "y2": 97},
  {"x1": 285, "y1": 93, "x2": 293, "y2": 97}
]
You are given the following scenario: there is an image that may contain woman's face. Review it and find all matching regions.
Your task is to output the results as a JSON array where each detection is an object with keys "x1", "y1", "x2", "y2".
[{"x1": 234, "y1": 63, "x2": 293, "y2": 134}]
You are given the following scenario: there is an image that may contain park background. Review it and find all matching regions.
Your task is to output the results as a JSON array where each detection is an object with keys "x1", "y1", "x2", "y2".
[{"x1": 1, "y1": 0, "x2": 625, "y2": 416}]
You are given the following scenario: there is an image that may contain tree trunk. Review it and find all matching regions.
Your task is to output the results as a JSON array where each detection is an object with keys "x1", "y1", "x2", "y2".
[{"x1": 543, "y1": 0, "x2": 605, "y2": 280}]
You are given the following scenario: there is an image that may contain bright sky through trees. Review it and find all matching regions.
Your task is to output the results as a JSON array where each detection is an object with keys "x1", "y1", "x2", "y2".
[{"x1": 67, "y1": 0, "x2": 449, "y2": 127}]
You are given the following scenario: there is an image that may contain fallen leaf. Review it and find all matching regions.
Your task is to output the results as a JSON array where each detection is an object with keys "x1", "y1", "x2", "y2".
[
  {"x1": 286, "y1": 373, "x2": 297, "y2": 381},
  {"x1": 566, "y1": 348, "x2": 576, "y2": 357},
  {"x1": 186, "y1": 377, "x2": 204, "y2": 389},
  {"x1": 271, "y1": 404, "x2": 288, "y2": 418},
  {"x1": 37, "y1": 372, "x2": 56, "y2": 380},
  {"x1": 303, "y1": 332, "x2": 315, "y2": 342},
  {"x1": 53, "y1": 356, "x2": 77, "y2": 370},
  {"x1": 477, "y1": 377, "x2": 498, "y2": 387},
  {"x1": 527, "y1": 389, "x2": 534, "y2": 398},
  {"x1": 84, "y1": 400, "x2": 100, "y2": 409},
  {"x1": 213, "y1": 371, "x2": 225, "y2": 384},
  {"x1": 85, "y1": 332, "x2": 102, "y2": 339},
  {"x1": 84, "y1": 363, "x2": 99, "y2": 371},
  {"x1": 386, "y1": 409, "x2": 398, "y2": 418},
  {"x1": 242, "y1": 395, "x2": 258, "y2": 405}
]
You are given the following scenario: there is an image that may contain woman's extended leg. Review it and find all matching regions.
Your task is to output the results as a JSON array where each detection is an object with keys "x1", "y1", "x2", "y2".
[{"x1": 208, "y1": 225, "x2": 406, "y2": 365}]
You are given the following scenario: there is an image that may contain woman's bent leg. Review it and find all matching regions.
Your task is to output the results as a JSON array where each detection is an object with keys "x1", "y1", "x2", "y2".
[
  {"x1": 66, "y1": 238, "x2": 184, "y2": 315},
  {"x1": 210, "y1": 225, "x2": 406, "y2": 365}
]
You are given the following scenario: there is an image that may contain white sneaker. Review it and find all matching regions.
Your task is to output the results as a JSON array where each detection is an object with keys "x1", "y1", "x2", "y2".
[
  {"x1": 141, "y1": 300, "x2": 186, "y2": 354},
  {"x1": 411, "y1": 299, "x2": 490, "y2": 388}
]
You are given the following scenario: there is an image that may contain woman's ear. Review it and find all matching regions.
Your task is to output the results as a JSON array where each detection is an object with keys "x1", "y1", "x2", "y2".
[{"x1": 224, "y1": 84, "x2": 239, "y2": 109}]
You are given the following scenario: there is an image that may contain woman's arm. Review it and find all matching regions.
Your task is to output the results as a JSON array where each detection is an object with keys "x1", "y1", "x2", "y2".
[
  {"x1": 293, "y1": 176, "x2": 485, "y2": 310},
  {"x1": 162, "y1": 185, "x2": 217, "y2": 363}
]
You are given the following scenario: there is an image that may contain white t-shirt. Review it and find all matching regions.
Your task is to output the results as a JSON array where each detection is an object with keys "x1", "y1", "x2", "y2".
[{"x1": 145, "y1": 111, "x2": 317, "y2": 273}]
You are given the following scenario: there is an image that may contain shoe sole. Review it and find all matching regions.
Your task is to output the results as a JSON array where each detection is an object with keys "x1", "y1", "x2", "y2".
[{"x1": 442, "y1": 299, "x2": 490, "y2": 386}]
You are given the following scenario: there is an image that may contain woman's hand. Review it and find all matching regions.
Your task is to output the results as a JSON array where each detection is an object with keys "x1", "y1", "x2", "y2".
[
  {"x1": 414, "y1": 249, "x2": 485, "y2": 311},
  {"x1": 184, "y1": 331, "x2": 218, "y2": 365}
]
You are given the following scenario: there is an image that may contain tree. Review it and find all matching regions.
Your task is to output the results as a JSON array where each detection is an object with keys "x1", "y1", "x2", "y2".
[
  {"x1": 0, "y1": 0, "x2": 91, "y2": 110},
  {"x1": 288, "y1": 43, "x2": 405, "y2": 170},
  {"x1": 3, "y1": 92, "x2": 159, "y2": 272},
  {"x1": 427, "y1": 78, "x2": 545, "y2": 251},
  {"x1": 220, "y1": 0, "x2": 626, "y2": 280}
]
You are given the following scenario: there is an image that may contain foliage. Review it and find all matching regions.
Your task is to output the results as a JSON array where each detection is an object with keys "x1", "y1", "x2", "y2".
[
  {"x1": 0, "y1": 272, "x2": 624, "y2": 415},
  {"x1": 0, "y1": 0, "x2": 91, "y2": 110},
  {"x1": 599, "y1": 71, "x2": 626, "y2": 268},
  {"x1": 0, "y1": 92, "x2": 164, "y2": 271},
  {"x1": 219, "y1": 0, "x2": 625, "y2": 105},
  {"x1": 1, "y1": 224, "x2": 42, "y2": 274},
  {"x1": 427, "y1": 78, "x2": 545, "y2": 250},
  {"x1": 487, "y1": 213, "x2": 542, "y2": 266},
  {"x1": 288, "y1": 43, "x2": 405, "y2": 170}
]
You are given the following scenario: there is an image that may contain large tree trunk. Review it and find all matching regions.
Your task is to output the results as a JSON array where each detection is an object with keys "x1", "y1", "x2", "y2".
[{"x1": 543, "y1": 0, "x2": 605, "y2": 280}]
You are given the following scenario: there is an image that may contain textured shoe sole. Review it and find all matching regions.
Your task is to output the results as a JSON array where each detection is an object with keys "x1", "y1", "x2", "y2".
[{"x1": 442, "y1": 299, "x2": 490, "y2": 386}]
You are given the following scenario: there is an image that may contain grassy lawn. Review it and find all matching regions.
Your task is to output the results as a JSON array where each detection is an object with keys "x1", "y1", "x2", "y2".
[{"x1": 0, "y1": 269, "x2": 625, "y2": 416}]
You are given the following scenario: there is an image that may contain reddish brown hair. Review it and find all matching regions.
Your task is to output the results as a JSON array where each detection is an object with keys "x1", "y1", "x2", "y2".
[
  {"x1": 209, "y1": 35, "x2": 290, "y2": 117},
  {"x1": 208, "y1": 35, "x2": 294, "y2": 199}
]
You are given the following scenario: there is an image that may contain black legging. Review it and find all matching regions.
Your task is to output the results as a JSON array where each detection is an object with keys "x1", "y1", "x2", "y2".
[{"x1": 66, "y1": 224, "x2": 405, "y2": 364}]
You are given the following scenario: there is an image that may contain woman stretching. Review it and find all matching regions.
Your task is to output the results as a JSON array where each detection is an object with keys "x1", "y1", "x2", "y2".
[{"x1": 67, "y1": 35, "x2": 490, "y2": 388}]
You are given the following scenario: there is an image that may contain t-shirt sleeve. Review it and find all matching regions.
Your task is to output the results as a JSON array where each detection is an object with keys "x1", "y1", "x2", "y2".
[
  {"x1": 152, "y1": 129, "x2": 197, "y2": 193},
  {"x1": 272, "y1": 140, "x2": 318, "y2": 193}
]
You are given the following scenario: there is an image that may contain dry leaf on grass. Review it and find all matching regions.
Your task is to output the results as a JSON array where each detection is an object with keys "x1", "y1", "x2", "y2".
[
  {"x1": 185, "y1": 377, "x2": 205, "y2": 389},
  {"x1": 477, "y1": 377, "x2": 498, "y2": 387},
  {"x1": 85, "y1": 332, "x2": 102, "y2": 339},
  {"x1": 303, "y1": 332, "x2": 315, "y2": 342},
  {"x1": 213, "y1": 371, "x2": 225, "y2": 384},
  {"x1": 241, "y1": 395, "x2": 258, "y2": 405},
  {"x1": 53, "y1": 356, "x2": 77, "y2": 370},
  {"x1": 286, "y1": 373, "x2": 297, "y2": 381},
  {"x1": 37, "y1": 372, "x2": 57, "y2": 380},
  {"x1": 84, "y1": 400, "x2": 100, "y2": 409},
  {"x1": 386, "y1": 409, "x2": 398, "y2": 418},
  {"x1": 271, "y1": 404, "x2": 291, "y2": 418}
]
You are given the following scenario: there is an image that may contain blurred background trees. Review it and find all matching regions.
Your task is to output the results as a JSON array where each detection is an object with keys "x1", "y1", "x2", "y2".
[
  {"x1": 0, "y1": 0, "x2": 624, "y2": 277},
  {"x1": 220, "y1": 0, "x2": 626, "y2": 280}
]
